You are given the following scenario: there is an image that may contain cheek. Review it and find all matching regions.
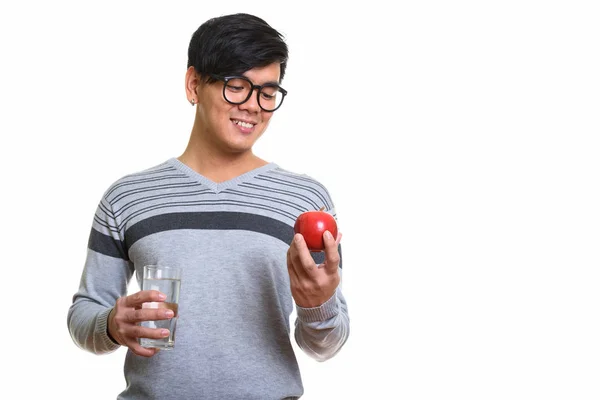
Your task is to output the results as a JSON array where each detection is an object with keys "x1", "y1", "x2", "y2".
[
  {"x1": 211, "y1": 103, "x2": 236, "y2": 124},
  {"x1": 261, "y1": 113, "x2": 274, "y2": 125}
]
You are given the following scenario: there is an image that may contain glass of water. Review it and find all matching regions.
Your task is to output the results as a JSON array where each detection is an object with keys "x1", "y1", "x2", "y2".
[{"x1": 139, "y1": 265, "x2": 182, "y2": 350}]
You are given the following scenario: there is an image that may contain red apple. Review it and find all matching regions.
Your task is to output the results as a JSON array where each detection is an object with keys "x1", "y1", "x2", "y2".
[{"x1": 293, "y1": 208, "x2": 338, "y2": 252}]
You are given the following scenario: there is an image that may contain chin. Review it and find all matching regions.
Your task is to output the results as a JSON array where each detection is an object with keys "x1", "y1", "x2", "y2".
[
  {"x1": 227, "y1": 131, "x2": 264, "y2": 149},
  {"x1": 221, "y1": 138, "x2": 255, "y2": 153}
]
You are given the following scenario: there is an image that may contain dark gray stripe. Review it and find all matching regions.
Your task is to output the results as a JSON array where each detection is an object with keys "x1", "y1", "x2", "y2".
[
  {"x1": 123, "y1": 211, "x2": 341, "y2": 267},
  {"x1": 118, "y1": 200, "x2": 297, "y2": 229},
  {"x1": 125, "y1": 211, "x2": 292, "y2": 248},
  {"x1": 88, "y1": 228, "x2": 129, "y2": 260}
]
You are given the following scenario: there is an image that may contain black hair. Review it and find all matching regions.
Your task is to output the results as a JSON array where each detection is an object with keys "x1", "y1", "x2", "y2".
[{"x1": 187, "y1": 13, "x2": 288, "y2": 83}]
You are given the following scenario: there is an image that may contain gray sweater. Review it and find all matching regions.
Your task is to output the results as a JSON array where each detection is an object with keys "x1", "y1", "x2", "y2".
[{"x1": 67, "y1": 158, "x2": 350, "y2": 399}]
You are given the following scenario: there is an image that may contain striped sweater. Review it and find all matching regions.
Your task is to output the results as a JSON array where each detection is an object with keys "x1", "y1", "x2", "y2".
[{"x1": 67, "y1": 158, "x2": 350, "y2": 400}]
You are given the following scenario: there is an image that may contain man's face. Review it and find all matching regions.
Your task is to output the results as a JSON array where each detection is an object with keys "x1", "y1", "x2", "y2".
[{"x1": 194, "y1": 62, "x2": 281, "y2": 155}]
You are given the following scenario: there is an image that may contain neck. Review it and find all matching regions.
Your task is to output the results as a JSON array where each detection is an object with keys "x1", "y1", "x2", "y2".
[{"x1": 178, "y1": 127, "x2": 268, "y2": 183}]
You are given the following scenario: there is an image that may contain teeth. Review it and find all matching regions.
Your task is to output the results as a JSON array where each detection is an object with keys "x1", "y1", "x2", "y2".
[{"x1": 234, "y1": 120, "x2": 254, "y2": 128}]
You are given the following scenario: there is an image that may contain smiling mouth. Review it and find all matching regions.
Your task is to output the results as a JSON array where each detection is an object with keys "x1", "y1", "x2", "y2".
[{"x1": 231, "y1": 119, "x2": 256, "y2": 129}]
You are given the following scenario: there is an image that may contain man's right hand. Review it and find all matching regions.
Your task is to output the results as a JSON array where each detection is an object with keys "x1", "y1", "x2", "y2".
[{"x1": 107, "y1": 290, "x2": 173, "y2": 357}]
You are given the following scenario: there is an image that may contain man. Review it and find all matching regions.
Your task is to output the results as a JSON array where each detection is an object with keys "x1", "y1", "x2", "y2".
[{"x1": 68, "y1": 13, "x2": 349, "y2": 399}]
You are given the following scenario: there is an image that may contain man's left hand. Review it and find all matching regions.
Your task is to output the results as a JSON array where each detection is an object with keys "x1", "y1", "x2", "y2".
[{"x1": 287, "y1": 230, "x2": 342, "y2": 308}]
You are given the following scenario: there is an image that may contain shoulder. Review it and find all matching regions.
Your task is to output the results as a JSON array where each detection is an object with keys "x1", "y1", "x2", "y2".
[
  {"x1": 262, "y1": 164, "x2": 337, "y2": 211},
  {"x1": 266, "y1": 164, "x2": 330, "y2": 189},
  {"x1": 100, "y1": 159, "x2": 180, "y2": 203}
]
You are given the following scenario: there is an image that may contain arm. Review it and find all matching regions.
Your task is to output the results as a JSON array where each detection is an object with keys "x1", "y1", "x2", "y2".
[
  {"x1": 67, "y1": 198, "x2": 133, "y2": 354},
  {"x1": 287, "y1": 231, "x2": 350, "y2": 362},
  {"x1": 67, "y1": 248, "x2": 131, "y2": 354},
  {"x1": 68, "y1": 198, "x2": 188, "y2": 357},
  {"x1": 294, "y1": 273, "x2": 350, "y2": 362}
]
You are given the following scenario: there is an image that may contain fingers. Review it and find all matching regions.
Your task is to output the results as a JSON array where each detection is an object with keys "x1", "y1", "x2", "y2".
[
  {"x1": 287, "y1": 248, "x2": 301, "y2": 282},
  {"x1": 133, "y1": 347, "x2": 160, "y2": 358},
  {"x1": 110, "y1": 291, "x2": 175, "y2": 357},
  {"x1": 126, "y1": 306, "x2": 175, "y2": 324},
  {"x1": 124, "y1": 290, "x2": 166, "y2": 308},
  {"x1": 115, "y1": 320, "x2": 172, "y2": 357},
  {"x1": 289, "y1": 233, "x2": 319, "y2": 277},
  {"x1": 122, "y1": 325, "x2": 171, "y2": 352},
  {"x1": 134, "y1": 325, "x2": 171, "y2": 341},
  {"x1": 117, "y1": 291, "x2": 173, "y2": 324},
  {"x1": 335, "y1": 231, "x2": 343, "y2": 247},
  {"x1": 129, "y1": 335, "x2": 163, "y2": 358},
  {"x1": 322, "y1": 230, "x2": 341, "y2": 271}
]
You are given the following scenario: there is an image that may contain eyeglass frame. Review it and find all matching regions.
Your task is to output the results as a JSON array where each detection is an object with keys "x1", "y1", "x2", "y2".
[{"x1": 208, "y1": 73, "x2": 288, "y2": 112}]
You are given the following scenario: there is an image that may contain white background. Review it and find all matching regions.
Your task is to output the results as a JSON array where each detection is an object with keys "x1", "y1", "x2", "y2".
[{"x1": 1, "y1": 0, "x2": 599, "y2": 399}]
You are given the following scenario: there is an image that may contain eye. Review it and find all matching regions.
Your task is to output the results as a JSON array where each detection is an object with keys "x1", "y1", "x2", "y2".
[
  {"x1": 227, "y1": 85, "x2": 245, "y2": 92},
  {"x1": 225, "y1": 78, "x2": 250, "y2": 93},
  {"x1": 260, "y1": 86, "x2": 278, "y2": 101}
]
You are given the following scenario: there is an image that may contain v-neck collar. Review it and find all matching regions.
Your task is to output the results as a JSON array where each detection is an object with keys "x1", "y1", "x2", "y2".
[{"x1": 167, "y1": 157, "x2": 279, "y2": 193}]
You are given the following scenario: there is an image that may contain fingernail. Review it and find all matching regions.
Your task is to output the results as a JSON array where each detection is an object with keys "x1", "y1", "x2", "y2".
[
  {"x1": 165, "y1": 310, "x2": 174, "y2": 318},
  {"x1": 158, "y1": 293, "x2": 167, "y2": 300},
  {"x1": 324, "y1": 231, "x2": 333, "y2": 240},
  {"x1": 295, "y1": 234, "x2": 302, "y2": 243},
  {"x1": 161, "y1": 329, "x2": 170, "y2": 337}
]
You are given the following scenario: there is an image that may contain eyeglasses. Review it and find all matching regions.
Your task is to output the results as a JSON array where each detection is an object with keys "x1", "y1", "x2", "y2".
[{"x1": 209, "y1": 74, "x2": 287, "y2": 112}]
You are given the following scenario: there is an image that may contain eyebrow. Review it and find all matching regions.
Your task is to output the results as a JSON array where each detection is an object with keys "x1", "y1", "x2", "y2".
[{"x1": 241, "y1": 75, "x2": 281, "y2": 86}]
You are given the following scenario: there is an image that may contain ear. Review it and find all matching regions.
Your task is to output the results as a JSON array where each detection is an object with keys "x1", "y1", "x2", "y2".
[{"x1": 185, "y1": 66, "x2": 200, "y2": 105}]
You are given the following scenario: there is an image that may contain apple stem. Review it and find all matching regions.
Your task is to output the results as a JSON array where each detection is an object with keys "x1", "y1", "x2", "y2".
[{"x1": 319, "y1": 206, "x2": 325, "y2": 212}]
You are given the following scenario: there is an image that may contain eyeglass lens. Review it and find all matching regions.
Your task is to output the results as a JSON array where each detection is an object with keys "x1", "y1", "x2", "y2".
[{"x1": 224, "y1": 78, "x2": 284, "y2": 111}]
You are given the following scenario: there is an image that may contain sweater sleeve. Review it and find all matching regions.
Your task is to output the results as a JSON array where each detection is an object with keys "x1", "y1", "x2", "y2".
[
  {"x1": 67, "y1": 198, "x2": 134, "y2": 354},
  {"x1": 293, "y1": 268, "x2": 350, "y2": 362}
]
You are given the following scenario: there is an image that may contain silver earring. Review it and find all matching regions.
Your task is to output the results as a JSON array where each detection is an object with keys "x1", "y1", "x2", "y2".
[{"x1": 190, "y1": 99, "x2": 196, "y2": 106}]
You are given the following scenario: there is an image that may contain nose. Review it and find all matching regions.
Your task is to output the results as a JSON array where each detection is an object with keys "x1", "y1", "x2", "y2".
[{"x1": 239, "y1": 88, "x2": 261, "y2": 113}]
